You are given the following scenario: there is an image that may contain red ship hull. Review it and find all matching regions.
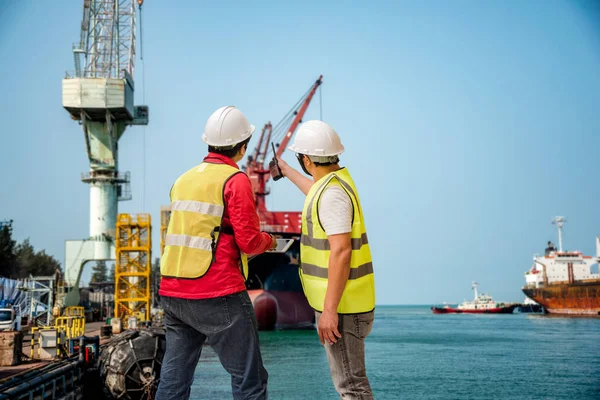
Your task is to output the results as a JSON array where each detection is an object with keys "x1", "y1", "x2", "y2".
[{"x1": 431, "y1": 305, "x2": 517, "y2": 314}]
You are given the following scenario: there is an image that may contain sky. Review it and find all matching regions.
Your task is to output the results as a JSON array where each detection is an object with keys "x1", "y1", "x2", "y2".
[{"x1": 1, "y1": 0, "x2": 600, "y2": 304}]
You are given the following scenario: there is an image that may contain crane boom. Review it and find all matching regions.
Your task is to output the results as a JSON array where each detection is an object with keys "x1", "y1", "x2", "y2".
[
  {"x1": 261, "y1": 123, "x2": 273, "y2": 165},
  {"x1": 276, "y1": 75, "x2": 323, "y2": 158},
  {"x1": 72, "y1": 0, "x2": 138, "y2": 79},
  {"x1": 251, "y1": 122, "x2": 272, "y2": 164}
]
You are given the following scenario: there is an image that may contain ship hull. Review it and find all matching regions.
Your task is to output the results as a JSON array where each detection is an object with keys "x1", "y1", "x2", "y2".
[
  {"x1": 245, "y1": 237, "x2": 315, "y2": 330},
  {"x1": 516, "y1": 304, "x2": 544, "y2": 313},
  {"x1": 522, "y1": 281, "x2": 600, "y2": 316},
  {"x1": 431, "y1": 305, "x2": 517, "y2": 314},
  {"x1": 249, "y1": 289, "x2": 314, "y2": 330}
]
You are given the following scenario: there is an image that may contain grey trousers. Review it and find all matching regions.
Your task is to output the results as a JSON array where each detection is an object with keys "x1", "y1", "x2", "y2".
[{"x1": 315, "y1": 310, "x2": 375, "y2": 399}]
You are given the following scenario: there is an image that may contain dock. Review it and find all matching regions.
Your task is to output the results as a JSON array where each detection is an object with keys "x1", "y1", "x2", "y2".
[{"x1": 0, "y1": 322, "x2": 111, "y2": 400}]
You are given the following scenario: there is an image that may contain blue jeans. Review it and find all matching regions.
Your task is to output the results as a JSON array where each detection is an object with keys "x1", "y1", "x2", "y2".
[{"x1": 155, "y1": 291, "x2": 268, "y2": 400}]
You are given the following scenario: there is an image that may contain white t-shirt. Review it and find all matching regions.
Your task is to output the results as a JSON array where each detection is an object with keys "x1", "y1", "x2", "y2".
[{"x1": 317, "y1": 186, "x2": 353, "y2": 236}]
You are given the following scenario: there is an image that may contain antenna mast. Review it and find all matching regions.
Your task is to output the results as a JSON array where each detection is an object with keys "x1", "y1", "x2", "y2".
[{"x1": 552, "y1": 216, "x2": 567, "y2": 252}]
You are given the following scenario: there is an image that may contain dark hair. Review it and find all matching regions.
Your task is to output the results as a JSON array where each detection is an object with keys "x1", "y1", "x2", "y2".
[
  {"x1": 313, "y1": 160, "x2": 338, "y2": 167},
  {"x1": 298, "y1": 153, "x2": 340, "y2": 167},
  {"x1": 208, "y1": 137, "x2": 251, "y2": 159}
]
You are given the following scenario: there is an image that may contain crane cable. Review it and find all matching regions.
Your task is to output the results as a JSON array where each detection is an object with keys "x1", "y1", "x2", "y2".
[
  {"x1": 139, "y1": 2, "x2": 146, "y2": 212},
  {"x1": 264, "y1": 85, "x2": 313, "y2": 160},
  {"x1": 269, "y1": 87, "x2": 310, "y2": 142},
  {"x1": 270, "y1": 85, "x2": 312, "y2": 138},
  {"x1": 319, "y1": 85, "x2": 323, "y2": 121}
]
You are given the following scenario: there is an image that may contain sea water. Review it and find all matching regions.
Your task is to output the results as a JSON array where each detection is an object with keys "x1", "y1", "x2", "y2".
[{"x1": 190, "y1": 305, "x2": 600, "y2": 399}]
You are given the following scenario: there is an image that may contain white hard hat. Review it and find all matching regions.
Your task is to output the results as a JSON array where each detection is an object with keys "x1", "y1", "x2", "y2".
[
  {"x1": 202, "y1": 106, "x2": 255, "y2": 147},
  {"x1": 288, "y1": 120, "x2": 344, "y2": 158}
]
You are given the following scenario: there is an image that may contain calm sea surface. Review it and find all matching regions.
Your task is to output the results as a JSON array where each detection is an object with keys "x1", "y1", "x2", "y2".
[{"x1": 190, "y1": 305, "x2": 600, "y2": 399}]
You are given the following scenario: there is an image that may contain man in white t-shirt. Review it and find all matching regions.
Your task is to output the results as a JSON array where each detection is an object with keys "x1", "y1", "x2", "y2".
[{"x1": 275, "y1": 120, "x2": 376, "y2": 399}]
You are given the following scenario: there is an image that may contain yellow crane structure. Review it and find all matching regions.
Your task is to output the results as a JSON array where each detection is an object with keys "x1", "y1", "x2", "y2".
[{"x1": 114, "y1": 213, "x2": 152, "y2": 323}]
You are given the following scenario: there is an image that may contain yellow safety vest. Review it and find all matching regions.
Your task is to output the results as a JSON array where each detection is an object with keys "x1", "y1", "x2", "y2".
[
  {"x1": 299, "y1": 168, "x2": 375, "y2": 314},
  {"x1": 160, "y1": 162, "x2": 249, "y2": 280}
]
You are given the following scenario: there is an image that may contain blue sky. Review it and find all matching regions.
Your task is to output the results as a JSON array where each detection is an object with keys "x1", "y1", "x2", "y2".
[{"x1": 1, "y1": 0, "x2": 600, "y2": 304}]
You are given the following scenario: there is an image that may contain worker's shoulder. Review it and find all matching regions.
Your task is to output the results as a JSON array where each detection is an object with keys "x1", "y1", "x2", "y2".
[
  {"x1": 319, "y1": 185, "x2": 352, "y2": 211},
  {"x1": 224, "y1": 170, "x2": 251, "y2": 190},
  {"x1": 321, "y1": 184, "x2": 348, "y2": 197}
]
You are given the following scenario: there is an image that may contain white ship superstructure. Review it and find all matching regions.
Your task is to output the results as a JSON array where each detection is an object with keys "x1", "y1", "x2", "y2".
[{"x1": 524, "y1": 218, "x2": 599, "y2": 289}]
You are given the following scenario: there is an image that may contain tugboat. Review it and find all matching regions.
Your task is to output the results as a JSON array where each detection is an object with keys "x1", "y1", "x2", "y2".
[{"x1": 431, "y1": 282, "x2": 518, "y2": 314}]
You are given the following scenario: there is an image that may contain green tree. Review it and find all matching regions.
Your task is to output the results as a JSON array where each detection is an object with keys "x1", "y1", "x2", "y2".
[
  {"x1": 0, "y1": 221, "x2": 61, "y2": 279},
  {"x1": 15, "y1": 239, "x2": 36, "y2": 278},
  {"x1": 91, "y1": 261, "x2": 108, "y2": 283},
  {"x1": 31, "y1": 250, "x2": 61, "y2": 277},
  {"x1": 14, "y1": 239, "x2": 61, "y2": 278},
  {"x1": 0, "y1": 221, "x2": 17, "y2": 277}
]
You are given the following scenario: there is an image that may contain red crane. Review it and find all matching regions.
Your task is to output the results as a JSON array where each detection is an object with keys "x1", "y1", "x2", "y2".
[{"x1": 245, "y1": 75, "x2": 323, "y2": 235}]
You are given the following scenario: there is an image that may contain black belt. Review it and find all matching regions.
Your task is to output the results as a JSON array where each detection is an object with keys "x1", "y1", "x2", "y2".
[{"x1": 214, "y1": 226, "x2": 234, "y2": 235}]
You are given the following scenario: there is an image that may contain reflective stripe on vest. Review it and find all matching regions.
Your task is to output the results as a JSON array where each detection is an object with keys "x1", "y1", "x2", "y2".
[
  {"x1": 299, "y1": 168, "x2": 376, "y2": 314},
  {"x1": 160, "y1": 162, "x2": 249, "y2": 280}
]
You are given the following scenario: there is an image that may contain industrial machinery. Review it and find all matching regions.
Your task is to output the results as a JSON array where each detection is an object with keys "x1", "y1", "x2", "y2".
[
  {"x1": 55, "y1": 1, "x2": 166, "y2": 399},
  {"x1": 114, "y1": 213, "x2": 152, "y2": 325},
  {"x1": 61, "y1": 0, "x2": 149, "y2": 305}
]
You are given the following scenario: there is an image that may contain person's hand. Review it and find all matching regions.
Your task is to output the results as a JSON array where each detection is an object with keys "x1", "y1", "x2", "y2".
[
  {"x1": 275, "y1": 155, "x2": 290, "y2": 177},
  {"x1": 318, "y1": 309, "x2": 342, "y2": 346},
  {"x1": 271, "y1": 235, "x2": 277, "y2": 249}
]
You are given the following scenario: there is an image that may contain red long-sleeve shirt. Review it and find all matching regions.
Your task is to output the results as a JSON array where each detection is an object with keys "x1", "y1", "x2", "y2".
[{"x1": 158, "y1": 153, "x2": 273, "y2": 299}]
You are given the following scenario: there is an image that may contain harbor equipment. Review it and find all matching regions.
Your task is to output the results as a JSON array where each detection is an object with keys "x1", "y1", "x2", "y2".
[
  {"x1": 114, "y1": 213, "x2": 152, "y2": 325},
  {"x1": 61, "y1": 0, "x2": 149, "y2": 296}
]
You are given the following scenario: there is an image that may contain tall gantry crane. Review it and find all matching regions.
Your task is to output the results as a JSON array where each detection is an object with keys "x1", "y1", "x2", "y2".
[{"x1": 61, "y1": 0, "x2": 150, "y2": 314}]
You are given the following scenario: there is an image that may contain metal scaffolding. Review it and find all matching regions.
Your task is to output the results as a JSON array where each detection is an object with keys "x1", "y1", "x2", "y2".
[
  {"x1": 19, "y1": 276, "x2": 55, "y2": 327},
  {"x1": 114, "y1": 213, "x2": 151, "y2": 322},
  {"x1": 72, "y1": 0, "x2": 137, "y2": 79}
]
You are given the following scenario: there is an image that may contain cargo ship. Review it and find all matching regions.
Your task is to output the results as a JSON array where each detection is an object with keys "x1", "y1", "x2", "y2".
[
  {"x1": 521, "y1": 217, "x2": 600, "y2": 316},
  {"x1": 431, "y1": 282, "x2": 518, "y2": 314}
]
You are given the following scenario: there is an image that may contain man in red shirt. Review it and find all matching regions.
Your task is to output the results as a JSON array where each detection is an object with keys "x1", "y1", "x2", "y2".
[{"x1": 156, "y1": 106, "x2": 276, "y2": 400}]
